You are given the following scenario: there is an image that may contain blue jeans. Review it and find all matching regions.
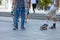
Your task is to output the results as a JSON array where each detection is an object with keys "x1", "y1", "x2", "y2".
[{"x1": 13, "y1": 8, "x2": 25, "y2": 28}]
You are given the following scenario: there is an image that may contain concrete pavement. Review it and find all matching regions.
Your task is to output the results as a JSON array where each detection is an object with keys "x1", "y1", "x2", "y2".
[{"x1": 0, "y1": 17, "x2": 60, "y2": 40}]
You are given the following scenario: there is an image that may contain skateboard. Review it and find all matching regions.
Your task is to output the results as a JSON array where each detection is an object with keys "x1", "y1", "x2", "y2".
[{"x1": 40, "y1": 24, "x2": 48, "y2": 30}]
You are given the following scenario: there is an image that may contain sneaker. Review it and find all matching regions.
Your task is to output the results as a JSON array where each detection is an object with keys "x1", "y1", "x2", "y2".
[
  {"x1": 20, "y1": 27, "x2": 25, "y2": 30},
  {"x1": 49, "y1": 23, "x2": 56, "y2": 29},
  {"x1": 49, "y1": 26, "x2": 56, "y2": 29},
  {"x1": 13, "y1": 26, "x2": 18, "y2": 30},
  {"x1": 13, "y1": 27, "x2": 18, "y2": 30}
]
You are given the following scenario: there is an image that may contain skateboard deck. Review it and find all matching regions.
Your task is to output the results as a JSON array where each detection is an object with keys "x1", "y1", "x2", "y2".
[{"x1": 40, "y1": 24, "x2": 48, "y2": 30}]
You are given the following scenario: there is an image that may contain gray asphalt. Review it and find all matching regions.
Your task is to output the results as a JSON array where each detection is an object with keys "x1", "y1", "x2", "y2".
[{"x1": 0, "y1": 17, "x2": 60, "y2": 40}]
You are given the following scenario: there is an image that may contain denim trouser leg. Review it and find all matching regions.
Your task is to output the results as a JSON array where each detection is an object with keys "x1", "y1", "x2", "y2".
[
  {"x1": 13, "y1": 9, "x2": 19, "y2": 28},
  {"x1": 21, "y1": 8, "x2": 25, "y2": 27},
  {"x1": 13, "y1": 8, "x2": 25, "y2": 28}
]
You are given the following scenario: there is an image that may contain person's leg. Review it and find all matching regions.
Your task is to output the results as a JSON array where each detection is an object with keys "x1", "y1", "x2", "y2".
[
  {"x1": 45, "y1": 16, "x2": 50, "y2": 24},
  {"x1": 44, "y1": 10, "x2": 51, "y2": 25},
  {"x1": 32, "y1": 4, "x2": 35, "y2": 13},
  {"x1": 40, "y1": 10, "x2": 52, "y2": 30},
  {"x1": 11, "y1": 11, "x2": 14, "y2": 21},
  {"x1": 40, "y1": 15, "x2": 50, "y2": 30},
  {"x1": 25, "y1": 14, "x2": 28, "y2": 23},
  {"x1": 34, "y1": 4, "x2": 36, "y2": 9},
  {"x1": 50, "y1": 11, "x2": 57, "y2": 29},
  {"x1": 25, "y1": 9, "x2": 29, "y2": 23},
  {"x1": 20, "y1": 8, "x2": 25, "y2": 29},
  {"x1": 40, "y1": 10, "x2": 51, "y2": 29},
  {"x1": 13, "y1": 9, "x2": 19, "y2": 30},
  {"x1": 27, "y1": 10, "x2": 29, "y2": 15},
  {"x1": 41, "y1": 15, "x2": 50, "y2": 27},
  {"x1": 33, "y1": 4, "x2": 36, "y2": 13},
  {"x1": 17, "y1": 12, "x2": 20, "y2": 22}
]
